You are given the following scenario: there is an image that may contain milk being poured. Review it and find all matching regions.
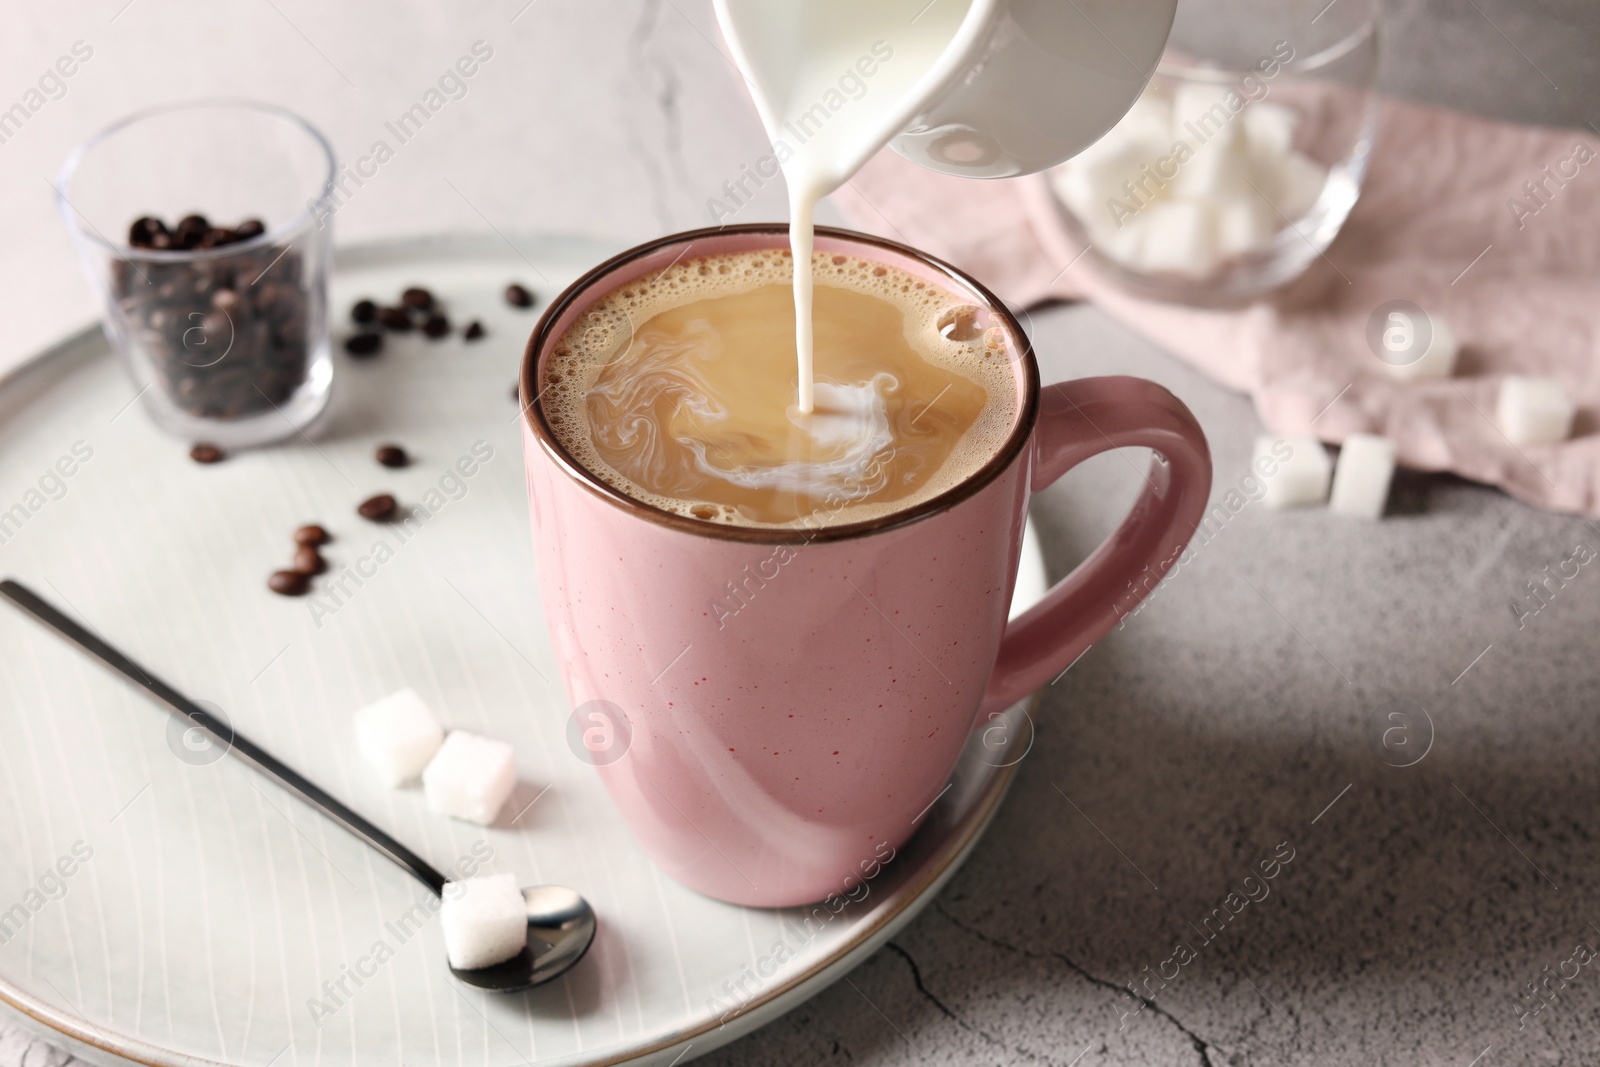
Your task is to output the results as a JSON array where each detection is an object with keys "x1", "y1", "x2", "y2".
[{"x1": 715, "y1": 0, "x2": 974, "y2": 413}]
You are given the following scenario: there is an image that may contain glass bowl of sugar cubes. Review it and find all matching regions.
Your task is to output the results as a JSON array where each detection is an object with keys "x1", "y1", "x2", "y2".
[{"x1": 1048, "y1": 0, "x2": 1380, "y2": 305}]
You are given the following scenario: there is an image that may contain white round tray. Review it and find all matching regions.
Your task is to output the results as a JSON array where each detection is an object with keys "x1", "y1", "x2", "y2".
[{"x1": 0, "y1": 234, "x2": 1046, "y2": 1067}]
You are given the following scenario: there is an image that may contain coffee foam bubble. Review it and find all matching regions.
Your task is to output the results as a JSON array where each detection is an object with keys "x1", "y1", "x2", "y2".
[{"x1": 542, "y1": 250, "x2": 1020, "y2": 529}]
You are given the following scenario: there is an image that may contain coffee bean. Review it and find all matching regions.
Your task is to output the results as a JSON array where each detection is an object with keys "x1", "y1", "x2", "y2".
[
  {"x1": 252, "y1": 281, "x2": 282, "y2": 315},
  {"x1": 376, "y1": 307, "x2": 412, "y2": 332},
  {"x1": 351, "y1": 299, "x2": 377, "y2": 324},
  {"x1": 294, "y1": 524, "x2": 330, "y2": 546},
  {"x1": 375, "y1": 444, "x2": 409, "y2": 468},
  {"x1": 174, "y1": 215, "x2": 210, "y2": 249},
  {"x1": 509, "y1": 381, "x2": 519, "y2": 400},
  {"x1": 463, "y1": 320, "x2": 485, "y2": 341},
  {"x1": 344, "y1": 331, "x2": 383, "y2": 357},
  {"x1": 196, "y1": 309, "x2": 232, "y2": 348},
  {"x1": 189, "y1": 443, "x2": 225, "y2": 464},
  {"x1": 358, "y1": 493, "x2": 398, "y2": 521},
  {"x1": 401, "y1": 287, "x2": 435, "y2": 312},
  {"x1": 504, "y1": 283, "x2": 535, "y2": 308},
  {"x1": 231, "y1": 219, "x2": 266, "y2": 243},
  {"x1": 292, "y1": 545, "x2": 327, "y2": 576},
  {"x1": 422, "y1": 313, "x2": 450, "y2": 339},
  {"x1": 268, "y1": 569, "x2": 310, "y2": 596},
  {"x1": 128, "y1": 216, "x2": 167, "y2": 247},
  {"x1": 212, "y1": 287, "x2": 240, "y2": 313}
]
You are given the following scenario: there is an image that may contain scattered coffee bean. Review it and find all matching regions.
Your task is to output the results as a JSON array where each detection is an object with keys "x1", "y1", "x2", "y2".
[
  {"x1": 463, "y1": 320, "x2": 485, "y2": 341},
  {"x1": 292, "y1": 545, "x2": 327, "y2": 576},
  {"x1": 344, "y1": 331, "x2": 384, "y2": 358},
  {"x1": 375, "y1": 443, "x2": 409, "y2": 468},
  {"x1": 189, "y1": 443, "x2": 225, "y2": 464},
  {"x1": 351, "y1": 299, "x2": 377, "y2": 324},
  {"x1": 376, "y1": 307, "x2": 412, "y2": 332},
  {"x1": 294, "y1": 524, "x2": 330, "y2": 546},
  {"x1": 268, "y1": 569, "x2": 310, "y2": 596},
  {"x1": 422, "y1": 313, "x2": 450, "y2": 339},
  {"x1": 358, "y1": 493, "x2": 399, "y2": 521},
  {"x1": 401, "y1": 287, "x2": 435, "y2": 312},
  {"x1": 504, "y1": 283, "x2": 535, "y2": 308}
]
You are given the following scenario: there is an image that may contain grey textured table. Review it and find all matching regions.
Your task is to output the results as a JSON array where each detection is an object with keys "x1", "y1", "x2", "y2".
[{"x1": 3, "y1": 2, "x2": 1599, "y2": 1065}]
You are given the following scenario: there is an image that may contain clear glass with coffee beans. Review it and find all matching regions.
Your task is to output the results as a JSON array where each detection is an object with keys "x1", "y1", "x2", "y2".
[{"x1": 56, "y1": 100, "x2": 337, "y2": 447}]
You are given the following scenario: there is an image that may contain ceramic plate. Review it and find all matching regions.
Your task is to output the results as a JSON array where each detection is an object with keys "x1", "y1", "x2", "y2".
[{"x1": 0, "y1": 234, "x2": 1046, "y2": 1067}]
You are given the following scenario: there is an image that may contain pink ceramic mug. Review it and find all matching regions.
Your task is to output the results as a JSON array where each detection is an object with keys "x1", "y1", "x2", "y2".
[{"x1": 520, "y1": 225, "x2": 1211, "y2": 907}]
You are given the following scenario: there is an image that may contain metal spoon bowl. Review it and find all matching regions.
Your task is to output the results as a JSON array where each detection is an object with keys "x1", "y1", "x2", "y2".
[
  {"x1": 452, "y1": 885, "x2": 594, "y2": 992},
  {"x1": 1, "y1": 578, "x2": 595, "y2": 994}
]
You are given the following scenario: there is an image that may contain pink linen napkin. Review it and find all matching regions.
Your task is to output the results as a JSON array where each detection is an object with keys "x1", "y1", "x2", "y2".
[{"x1": 832, "y1": 95, "x2": 1600, "y2": 517}]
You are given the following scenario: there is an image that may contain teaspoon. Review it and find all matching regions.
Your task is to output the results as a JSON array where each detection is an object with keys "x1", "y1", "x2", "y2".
[{"x1": 0, "y1": 578, "x2": 595, "y2": 993}]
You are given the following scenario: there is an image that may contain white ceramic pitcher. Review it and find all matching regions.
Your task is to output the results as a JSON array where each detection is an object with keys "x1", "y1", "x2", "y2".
[{"x1": 714, "y1": 0, "x2": 1178, "y2": 181}]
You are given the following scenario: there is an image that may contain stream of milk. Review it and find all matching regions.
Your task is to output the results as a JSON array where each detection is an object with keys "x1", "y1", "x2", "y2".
[{"x1": 717, "y1": 0, "x2": 973, "y2": 412}]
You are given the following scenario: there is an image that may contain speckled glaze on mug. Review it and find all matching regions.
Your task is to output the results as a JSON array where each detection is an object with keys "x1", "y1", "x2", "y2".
[{"x1": 521, "y1": 225, "x2": 1211, "y2": 907}]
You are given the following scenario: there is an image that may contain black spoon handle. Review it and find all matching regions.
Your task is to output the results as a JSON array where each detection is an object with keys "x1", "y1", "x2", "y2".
[{"x1": 0, "y1": 578, "x2": 448, "y2": 897}]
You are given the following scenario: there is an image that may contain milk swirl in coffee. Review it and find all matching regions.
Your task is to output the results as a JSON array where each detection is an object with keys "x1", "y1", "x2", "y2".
[{"x1": 542, "y1": 250, "x2": 1018, "y2": 528}]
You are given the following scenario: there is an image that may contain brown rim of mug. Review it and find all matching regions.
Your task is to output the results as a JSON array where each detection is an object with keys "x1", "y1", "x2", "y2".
[{"x1": 519, "y1": 223, "x2": 1042, "y2": 545}]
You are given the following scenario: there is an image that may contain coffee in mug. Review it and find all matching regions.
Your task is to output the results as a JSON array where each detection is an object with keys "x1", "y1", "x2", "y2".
[{"x1": 542, "y1": 249, "x2": 1019, "y2": 527}]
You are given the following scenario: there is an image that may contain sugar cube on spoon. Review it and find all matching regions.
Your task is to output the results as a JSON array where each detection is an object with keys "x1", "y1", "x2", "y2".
[{"x1": 441, "y1": 872, "x2": 529, "y2": 970}]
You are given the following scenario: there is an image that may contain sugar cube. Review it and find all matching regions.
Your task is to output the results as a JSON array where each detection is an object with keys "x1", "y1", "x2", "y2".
[
  {"x1": 1263, "y1": 150, "x2": 1327, "y2": 220},
  {"x1": 422, "y1": 731, "x2": 517, "y2": 825},
  {"x1": 1174, "y1": 82, "x2": 1242, "y2": 151},
  {"x1": 1172, "y1": 137, "x2": 1250, "y2": 201},
  {"x1": 1256, "y1": 436, "x2": 1332, "y2": 509},
  {"x1": 1099, "y1": 214, "x2": 1150, "y2": 267},
  {"x1": 1213, "y1": 197, "x2": 1277, "y2": 258},
  {"x1": 1384, "y1": 316, "x2": 1458, "y2": 382},
  {"x1": 1050, "y1": 163, "x2": 1101, "y2": 223},
  {"x1": 1496, "y1": 376, "x2": 1575, "y2": 445},
  {"x1": 1136, "y1": 200, "x2": 1220, "y2": 277},
  {"x1": 1329, "y1": 434, "x2": 1397, "y2": 519},
  {"x1": 1243, "y1": 102, "x2": 1299, "y2": 159},
  {"x1": 354, "y1": 688, "x2": 444, "y2": 786},
  {"x1": 1052, "y1": 143, "x2": 1162, "y2": 233},
  {"x1": 440, "y1": 872, "x2": 528, "y2": 970}
]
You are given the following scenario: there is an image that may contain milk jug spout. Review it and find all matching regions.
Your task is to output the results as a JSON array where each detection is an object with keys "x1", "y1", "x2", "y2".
[{"x1": 713, "y1": 0, "x2": 1178, "y2": 181}]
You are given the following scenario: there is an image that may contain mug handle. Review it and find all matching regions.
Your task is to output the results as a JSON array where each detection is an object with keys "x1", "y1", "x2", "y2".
[{"x1": 978, "y1": 376, "x2": 1213, "y2": 718}]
